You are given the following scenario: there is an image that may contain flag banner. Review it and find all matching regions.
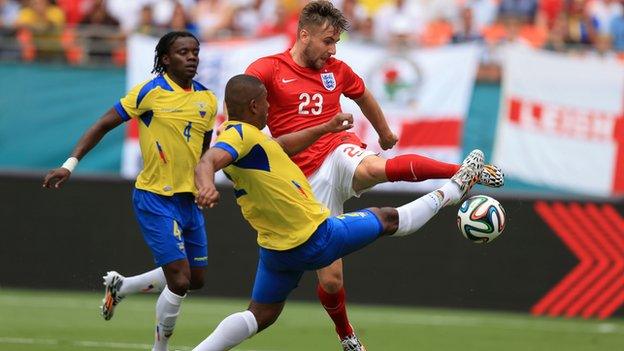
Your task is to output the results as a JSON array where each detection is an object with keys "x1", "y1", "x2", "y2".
[
  {"x1": 493, "y1": 45, "x2": 624, "y2": 197},
  {"x1": 124, "y1": 34, "x2": 479, "y2": 192}
]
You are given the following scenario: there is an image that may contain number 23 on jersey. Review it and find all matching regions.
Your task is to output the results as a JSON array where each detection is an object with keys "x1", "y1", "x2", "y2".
[{"x1": 298, "y1": 93, "x2": 323, "y2": 115}]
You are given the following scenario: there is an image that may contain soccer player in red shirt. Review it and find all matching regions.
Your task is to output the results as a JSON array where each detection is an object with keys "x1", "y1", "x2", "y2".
[{"x1": 245, "y1": 1, "x2": 503, "y2": 350}]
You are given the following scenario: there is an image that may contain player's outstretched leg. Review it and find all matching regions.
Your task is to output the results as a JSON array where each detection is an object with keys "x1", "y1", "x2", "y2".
[
  {"x1": 100, "y1": 268, "x2": 166, "y2": 321},
  {"x1": 384, "y1": 153, "x2": 503, "y2": 187},
  {"x1": 391, "y1": 149, "x2": 484, "y2": 237}
]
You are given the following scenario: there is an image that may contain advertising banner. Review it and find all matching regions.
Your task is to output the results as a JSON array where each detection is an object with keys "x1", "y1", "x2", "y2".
[{"x1": 493, "y1": 45, "x2": 624, "y2": 197}]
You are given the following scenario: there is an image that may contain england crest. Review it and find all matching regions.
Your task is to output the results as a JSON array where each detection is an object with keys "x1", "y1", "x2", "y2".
[{"x1": 320, "y1": 72, "x2": 336, "y2": 91}]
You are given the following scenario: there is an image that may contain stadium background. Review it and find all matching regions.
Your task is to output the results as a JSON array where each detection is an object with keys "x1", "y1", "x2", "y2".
[{"x1": 1, "y1": 0, "x2": 624, "y2": 350}]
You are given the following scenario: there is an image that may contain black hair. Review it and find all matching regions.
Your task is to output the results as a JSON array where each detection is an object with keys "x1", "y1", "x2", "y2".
[
  {"x1": 224, "y1": 74, "x2": 265, "y2": 119},
  {"x1": 298, "y1": 0, "x2": 349, "y2": 34},
  {"x1": 152, "y1": 31, "x2": 199, "y2": 74}
]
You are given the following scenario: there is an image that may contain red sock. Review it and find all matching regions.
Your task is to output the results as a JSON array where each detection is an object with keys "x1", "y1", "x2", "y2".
[
  {"x1": 385, "y1": 154, "x2": 460, "y2": 182},
  {"x1": 317, "y1": 284, "x2": 353, "y2": 339}
]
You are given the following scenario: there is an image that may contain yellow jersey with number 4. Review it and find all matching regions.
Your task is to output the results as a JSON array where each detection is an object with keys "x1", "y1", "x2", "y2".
[{"x1": 115, "y1": 74, "x2": 217, "y2": 196}]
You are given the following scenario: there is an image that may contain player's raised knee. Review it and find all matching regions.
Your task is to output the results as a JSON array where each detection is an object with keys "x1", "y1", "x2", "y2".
[{"x1": 368, "y1": 207, "x2": 399, "y2": 236}]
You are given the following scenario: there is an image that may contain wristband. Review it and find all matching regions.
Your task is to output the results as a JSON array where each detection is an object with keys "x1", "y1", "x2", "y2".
[{"x1": 61, "y1": 157, "x2": 79, "y2": 172}]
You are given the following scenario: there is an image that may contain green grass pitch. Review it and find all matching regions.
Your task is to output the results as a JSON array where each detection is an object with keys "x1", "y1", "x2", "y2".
[{"x1": 1, "y1": 288, "x2": 623, "y2": 351}]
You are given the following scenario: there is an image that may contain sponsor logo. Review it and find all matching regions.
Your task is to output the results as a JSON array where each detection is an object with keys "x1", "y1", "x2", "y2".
[
  {"x1": 320, "y1": 72, "x2": 336, "y2": 91},
  {"x1": 336, "y1": 212, "x2": 367, "y2": 220},
  {"x1": 281, "y1": 78, "x2": 296, "y2": 83},
  {"x1": 194, "y1": 256, "x2": 208, "y2": 262}
]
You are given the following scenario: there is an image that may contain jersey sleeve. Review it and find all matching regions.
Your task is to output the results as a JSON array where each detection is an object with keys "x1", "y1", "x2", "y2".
[
  {"x1": 212, "y1": 123, "x2": 253, "y2": 162},
  {"x1": 341, "y1": 63, "x2": 366, "y2": 99},
  {"x1": 114, "y1": 81, "x2": 157, "y2": 121},
  {"x1": 245, "y1": 58, "x2": 273, "y2": 88}
]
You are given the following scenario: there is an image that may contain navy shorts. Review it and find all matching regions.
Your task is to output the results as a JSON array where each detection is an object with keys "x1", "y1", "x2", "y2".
[
  {"x1": 133, "y1": 188, "x2": 208, "y2": 267},
  {"x1": 251, "y1": 209, "x2": 383, "y2": 303}
]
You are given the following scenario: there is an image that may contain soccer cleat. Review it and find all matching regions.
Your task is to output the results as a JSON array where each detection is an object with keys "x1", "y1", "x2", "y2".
[
  {"x1": 340, "y1": 333, "x2": 367, "y2": 351},
  {"x1": 450, "y1": 149, "x2": 485, "y2": 203},
  {"x1": 478, "y1": 164, "x2": 504, "y2": 188},
  {"x1": 101, "y1": 271, "x2": 125, "y2": 321}
]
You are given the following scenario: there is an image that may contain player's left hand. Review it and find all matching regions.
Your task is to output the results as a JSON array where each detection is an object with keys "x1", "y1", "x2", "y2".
[
  {"x1": 324, "y1": 113, "x2": 354, "y2": 133},
  {"x1": 378, "y1": 132, "x2": 399, "y2": 150}
]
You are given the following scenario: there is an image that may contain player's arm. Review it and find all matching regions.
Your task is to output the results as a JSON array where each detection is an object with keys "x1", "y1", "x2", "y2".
[
  {"x1": 42, "y1": 108, "x2": 124, "y2": 189},
  {"x1": 194, "y1": 148, "x2": 234, "y2": 208},
  {"x1": 276, "y1": 113, "x2": 354, "y2": 156},
  {"x1": 353, "y1": 88, "x2": 398, "y2": 150}
]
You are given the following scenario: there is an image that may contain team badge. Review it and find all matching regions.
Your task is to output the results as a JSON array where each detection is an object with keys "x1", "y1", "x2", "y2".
[
  {"x1": 320, "y1": 72, "x2": 336, "y2": 91},
  {"x1": 196, "y1": 102, "x2": 207, "y2": 118}
]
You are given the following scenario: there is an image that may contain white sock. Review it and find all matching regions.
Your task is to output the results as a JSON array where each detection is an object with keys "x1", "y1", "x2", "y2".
[
  {"x1": 152, "y1": 286, "x2": 185, "y2": 351},
  {"x1": 119, "y1": 268, "x2": 166, "y2": 296},
  {"x1": 192, "y1": 310, "x2": 258, "y2": 351},
  {"x1": 393, "y1": 181, "x2": 461, "y2": 237}
]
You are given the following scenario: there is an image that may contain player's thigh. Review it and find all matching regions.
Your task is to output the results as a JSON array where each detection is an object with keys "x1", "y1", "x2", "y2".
[
  {"x1": 251, "y1": 258, "x2": 304, "y2": 304},
  {"x1": 329, "y1": 209, "x2": 384, "y2": 257},
  {"x1": 182, "y1": 207, "x2": 208, "y2": 268},
  {"x1": 308, "y1": 144, "x2": 377, "y2": 215},
  {"x1": 133, "y1": 191, "x2": 187, "y2": 267}
]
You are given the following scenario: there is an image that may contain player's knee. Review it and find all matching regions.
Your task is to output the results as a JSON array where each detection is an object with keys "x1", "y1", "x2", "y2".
[
  {"x1": 319, "y1": 276, "x2": 343, "y2": 293},
  {"x1": 248, "y1": 304, "x2": 283, "y2": 332},
  {"x1": 370, "y1": 207, "x2": 399, "y2": 236},
  {"x1": 168, "y1": 276, "x2": 191, "y2": 295}
]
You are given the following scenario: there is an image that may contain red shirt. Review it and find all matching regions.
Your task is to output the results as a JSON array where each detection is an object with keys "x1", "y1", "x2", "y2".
[{"x1": 246, "y1": 50, "x2": 366, "y2": 176}]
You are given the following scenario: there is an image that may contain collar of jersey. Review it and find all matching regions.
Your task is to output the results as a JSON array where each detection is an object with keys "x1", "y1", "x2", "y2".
[{"x1": 163, "y1": 73, "x2": 193, "y2": 93}]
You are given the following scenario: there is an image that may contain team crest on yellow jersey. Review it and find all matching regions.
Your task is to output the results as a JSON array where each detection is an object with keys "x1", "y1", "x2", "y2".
[{"x1": 196, "y1": 102, "x2": 207, "y2": 118}]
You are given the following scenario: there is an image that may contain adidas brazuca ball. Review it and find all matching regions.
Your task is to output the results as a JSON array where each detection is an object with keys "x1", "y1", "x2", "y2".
[{"x1": 457, "y1": 195, "x2": 506, "y2": 243}]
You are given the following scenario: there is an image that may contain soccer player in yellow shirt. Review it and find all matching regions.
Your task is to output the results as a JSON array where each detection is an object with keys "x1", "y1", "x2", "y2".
[
  {"x1": 43, "y1": 31, "x2": 218, "y2": 351},
  {"x1": 190, "y1": 74, "x2": 485, "y2": 351}
]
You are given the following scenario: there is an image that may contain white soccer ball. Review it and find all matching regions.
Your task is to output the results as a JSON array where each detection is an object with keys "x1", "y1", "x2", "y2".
[{"x1": 457, "y1": 195, "x2": 506, "y2": 243}]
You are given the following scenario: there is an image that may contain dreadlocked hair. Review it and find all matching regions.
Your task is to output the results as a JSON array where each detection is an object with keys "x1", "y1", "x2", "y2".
[
  {"x1": 298, "y1": 0, "x2": 349, "y2": 34},
  {"x1": 152, "y1": 31, "x2": 199, "y2": 75}
]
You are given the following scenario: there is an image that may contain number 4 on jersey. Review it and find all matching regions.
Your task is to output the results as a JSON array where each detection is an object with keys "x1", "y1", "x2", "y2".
[{"x1": 183, "y1": 121, "x2": 192, "y2": 142}]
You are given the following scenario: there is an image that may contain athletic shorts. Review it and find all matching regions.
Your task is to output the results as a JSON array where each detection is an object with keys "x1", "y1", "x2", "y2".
[
  {"x1": 251, "y1": 209, "x2": 383, "y2": 303},
  {"x1": 308, "y1": 143, "x2": 377, "y2": 215},
  {"x1": 133, "y1": 188, "x2": 208, "y2": 267}
]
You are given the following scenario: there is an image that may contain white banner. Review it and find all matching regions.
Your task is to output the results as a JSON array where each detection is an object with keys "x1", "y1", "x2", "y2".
[
  {"x1": 123, "y1": 34, "x2": 479, "y2": 192},
  {"x1": 493, "y1": 45, "x2": 624, "y2": 196}
]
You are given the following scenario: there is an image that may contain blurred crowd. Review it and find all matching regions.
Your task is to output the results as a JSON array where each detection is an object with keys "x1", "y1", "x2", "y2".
[{"x1": 1, "y1": 0, "x2": 623, "y2": 67}]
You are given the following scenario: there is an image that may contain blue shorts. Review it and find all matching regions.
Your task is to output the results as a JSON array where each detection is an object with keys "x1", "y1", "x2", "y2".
[
  {"x1": 133, "y1": 188, "x2": 208, "y2": 267},
  {"x1": 251, "y1": 209, "x2": 383, "y2": 303}
]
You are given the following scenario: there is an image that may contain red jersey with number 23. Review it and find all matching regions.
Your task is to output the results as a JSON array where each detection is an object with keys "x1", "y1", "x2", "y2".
[{"x1": 245, "y1": 49, "x2": 366, "y2": 176}]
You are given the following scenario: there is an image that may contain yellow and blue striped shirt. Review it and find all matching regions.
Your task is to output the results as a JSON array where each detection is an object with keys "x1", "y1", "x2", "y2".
[
  {"x1": 214, "y1": 121, "x2": 330, "y2": 250},
  {"x1": 115, "y1": 74, "x2": 218, "y2": 196}
]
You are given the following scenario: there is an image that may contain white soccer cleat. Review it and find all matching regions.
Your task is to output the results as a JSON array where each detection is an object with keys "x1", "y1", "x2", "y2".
[
  {"x1": 101, "y1": 271, "x2": 125, "y2": 321},
  {"x1": 340, "y1": 333, "x2": 367, "y2": 351},
  {"x1": 478, "y1": 164, "x2": 504, "y2": 188},
  {"x1": 450, "y1": 149, "x2": 485, "y2": 204}
]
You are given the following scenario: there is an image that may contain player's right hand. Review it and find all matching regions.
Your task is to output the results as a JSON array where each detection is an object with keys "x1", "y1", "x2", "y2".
[
  {"x1": 42, "y1": 168, "x2": 71, "y2": 189},
  {"x1": 195, "y1": 186, "x2": 220, "y2": 209},
  {"x1": 325, "y1": 113, "x2": 354, "y2": 133}
]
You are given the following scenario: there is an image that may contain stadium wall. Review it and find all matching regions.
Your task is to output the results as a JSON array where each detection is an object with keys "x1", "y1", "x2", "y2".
[{"x1": 3, "y1": 173, "x2": 623, "y2": 317}]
